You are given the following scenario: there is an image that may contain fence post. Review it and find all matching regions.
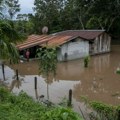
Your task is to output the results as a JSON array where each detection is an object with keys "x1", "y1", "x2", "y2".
[
  {"x1": 34, "y1": 77, "x2": 37, "y2": 89},
  {"x1": 68, "y1": 89, "x2": 72, "y2": 106},
  {"x1": 16, "y1": 69, "x2": 19, "y2": 80},
  {"x1": 2, "y1": 64, "x2": 5, "y2": 81}
]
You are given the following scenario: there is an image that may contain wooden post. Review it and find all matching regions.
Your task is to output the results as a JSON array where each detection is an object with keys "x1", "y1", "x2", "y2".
[
  {"x1": 2, "y1": 64, "x2": 5, "y2": 81},
  {"x1": 16, "y1": 69, "x2": 19, "y2": 80},
  {"x1": 68, "y1": 89, "x2": 72, "y2": 106},
  {"x1": 34, "y1": 77, "x2": 37, "y2": 89}
]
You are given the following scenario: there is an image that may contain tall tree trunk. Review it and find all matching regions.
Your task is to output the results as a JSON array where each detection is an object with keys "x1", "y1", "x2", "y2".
[
  {"x1": 78, "y1": 15, "x2": 85, "y2": 30},
  {"x1": 107, "y1": 17, "x2": 117, "y2": 32},
  {"x1": 98, "y1": 19, "x2": 104, "y2": 30}
]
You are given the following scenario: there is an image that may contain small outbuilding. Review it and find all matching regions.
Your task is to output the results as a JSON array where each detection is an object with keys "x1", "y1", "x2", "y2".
[{"x1": 16, "y1": 30, "x2": 111, "y2": 61}]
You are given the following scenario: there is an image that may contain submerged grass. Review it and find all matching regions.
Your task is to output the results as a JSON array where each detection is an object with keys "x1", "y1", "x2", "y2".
[{"x1": 0, "y1": 87, "x2": 83, "y2": 120}]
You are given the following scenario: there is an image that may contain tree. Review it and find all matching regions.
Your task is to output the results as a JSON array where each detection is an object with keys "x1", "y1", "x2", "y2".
[
  {"x1": 32, "y1": 0, "x2": 120, "y2": 37},
  {"x1": 34, "y1": 0, "x2": 63, "y2": 33},
  {"x1": 15, "y1": 14, "x2": 34, "y2": 35},
  {"x1": 87, "y1": 0, "x2": 120, "y2": 32},
  {"x1": 37, "y1": 46, "x2": 57, "y2": 99},
  {"x1": 5, "y1": 0, "x2": 20, "y2": 19},
  {"x1": 0, "y1": 0, "x2": 6, "y2": 19},
  {"x1": 0, "y1": 20, "x2": 22, "y2": 63},
  {"x1": 33, "y1": 0, "x2": 93, "y2": 31},
  {"x1": 60, "y1": 0, "x2": 77, "y2": 30}
]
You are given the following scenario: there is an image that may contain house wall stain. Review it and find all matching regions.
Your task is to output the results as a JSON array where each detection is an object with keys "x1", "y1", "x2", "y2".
[{"x1": 57, "y1": 38, "x2": 89, "y2": 61}]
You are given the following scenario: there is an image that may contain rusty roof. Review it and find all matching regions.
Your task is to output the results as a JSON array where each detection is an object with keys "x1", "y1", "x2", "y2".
[
  {"x1": 17, "y1": 30, "x2": 105, "y2": 50},
  {"x1": 40, "y1": 35, "x2": 76, "y2": 47},
  {"x1": 41, "y1": 30, "x2": 105, "y2": 47},
  {"x1": 53, "y1": 30, "x2": 105, "y2": 40},
  {"x1": 17, "y1": 34, "x2": 56, "y2": 50}
]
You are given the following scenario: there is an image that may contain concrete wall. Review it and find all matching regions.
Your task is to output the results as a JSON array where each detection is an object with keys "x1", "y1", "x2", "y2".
[
  {"x1": 57, "y1": 33, "x2": 111, "y2": 61},
  {"x1": 57, "y1": 38, "x2": 89, "y2": 61}
]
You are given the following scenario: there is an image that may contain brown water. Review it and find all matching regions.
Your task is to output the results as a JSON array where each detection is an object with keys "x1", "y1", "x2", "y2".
[{"x1": 0, "y1": 45, "x2": 120, "y2": 114}]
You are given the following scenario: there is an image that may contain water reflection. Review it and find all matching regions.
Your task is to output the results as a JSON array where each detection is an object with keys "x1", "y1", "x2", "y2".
[
  {"x1": 0, "y1": 45, "x2": 120, "y2": 108},
  {"x1": 9, "y1": 79, "x2": 22, "y2": 91},
  {"x1": 92, "y1": 54, "x2": 110, "y2": 73},
  {"x1": 0, "y1": 65, "x2": 15, "y2": 81},
  {"x1": 56, "y1": 53, "x2": 111, "y2": 81}
]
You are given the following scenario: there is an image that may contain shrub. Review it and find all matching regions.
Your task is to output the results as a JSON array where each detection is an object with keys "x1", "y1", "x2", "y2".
[{"x1": 0, "y1": 87, "x2": 83, "y2": 120}]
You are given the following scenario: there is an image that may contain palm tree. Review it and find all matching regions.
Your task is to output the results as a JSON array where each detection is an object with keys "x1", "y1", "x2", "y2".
[
  {"x1": 0, "y1": 20, "x2": 21, "y2": 63},
  {"x1": 0, "y1": 0, "x2": 23, "y2": 62}
]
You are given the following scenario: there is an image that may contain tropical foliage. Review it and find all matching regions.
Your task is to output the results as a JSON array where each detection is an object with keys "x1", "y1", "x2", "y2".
[
  {"x1": 0, "y1": 87, "x2": 83, "y2": 120},
  {"x1": 20, "y1": 0, "x2": 120, "y2": 38},
  {"x1": 0, "y1": 20, "x2": 20, "y2": 62},
  {"x1": 10, "y1": 0, "x2": 120, "y2": 42},
  {"x1": 0, "y1": 0, "x2": 25, "y2": 63},
  {"x1": 89, "y1": 101, "x2": 120, "y2": 120},
  {"x1": 37, "y1": 47, "x2": 57, "y2": 77},
  {"x1": 36, "y1": 46, "x2": 57, "y2": 99},
  {"x1": 81, "y1": 96, "x2": 120, "y2": 120},
  {"x1": 0, "y1": 0, "x2": 20, "y2": 19}
]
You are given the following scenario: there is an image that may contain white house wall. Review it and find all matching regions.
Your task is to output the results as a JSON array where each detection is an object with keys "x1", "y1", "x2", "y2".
[{"x1": 57, "y1": 38, "x2": 89, "y2": 61}]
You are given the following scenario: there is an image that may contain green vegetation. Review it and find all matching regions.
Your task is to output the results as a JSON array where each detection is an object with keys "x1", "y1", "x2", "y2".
[
  {"x1": 84, "y1": 56, "x2": 90, "y2": 68},
  {"x1": 0, "y1": 0, "x2": 20, "y2": 20},
  {"x1": 116, "y1": 68, "x2": 120, "y2": 74},
  {"x1": 37, "y1": 47, "x2": 57, "y2": 99},
  {"x1": 81, "y1": 96, "x2": 120, "y2": 120},
  {"x1": 37, "y1": 47, "x2": 57, "y2": 76},
  {"x1": 0, "y1": 87, "x2": 83, "y2": 120},
  {"x1": 0, "y1": 0, "x2": 25, "y2": 63},
  {"x1": 0, "y1": 20, "x2": 21, "y2": 63},
  {"x1": 12, "y1": 0, "x2": 120, "y2": 40},
  {"x1": 1, "y1": 0, "x2": 120, "y2": 41},
  {"x1": 0, "y1": 0, "x2": 117, "y2": 41},
  {"x1": 89, "y1": 101, "x2": 120, "y2": 120},
  {"x1": 5, "y1": 0, "x2": 20, "y2": 20}
]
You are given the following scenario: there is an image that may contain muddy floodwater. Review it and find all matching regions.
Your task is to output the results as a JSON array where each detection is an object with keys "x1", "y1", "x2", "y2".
[{"x1": 0, "y1": 45, "x2": 120, "y2": 113}]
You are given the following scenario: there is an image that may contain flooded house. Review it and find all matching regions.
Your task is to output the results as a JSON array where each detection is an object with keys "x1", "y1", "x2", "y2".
[{"x1": 16, "y1": 30, "x2": 111, "y2": 61}]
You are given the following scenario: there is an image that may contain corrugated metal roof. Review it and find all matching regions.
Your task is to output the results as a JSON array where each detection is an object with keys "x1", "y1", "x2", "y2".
[
  {"x1": 41, "y1": 30, "x2": 105, "y2": 47},
  {"x1": 17, "y1": 30, "x2": 105, "y2": 50},
  {"x1": 54, "y1": 30, "x2": 105, "y2": 40},
  {"x1": 17, "y1": 35, "x2": 55, "y2": 50},
  {"x1": 41, "y1": 35, "x2": 75, "y2": 47}
]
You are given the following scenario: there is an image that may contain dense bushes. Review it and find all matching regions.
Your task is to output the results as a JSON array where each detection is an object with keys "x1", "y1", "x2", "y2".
[
  {"x1": 80, "y1": 96, "x2": 120, "y2": 120},
  {"x1": 0, "y1": 87, "x2": 82, "y2": 120},
  {"x1": 89, "y1": 101, "x2": 120, "y2": 120}
]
